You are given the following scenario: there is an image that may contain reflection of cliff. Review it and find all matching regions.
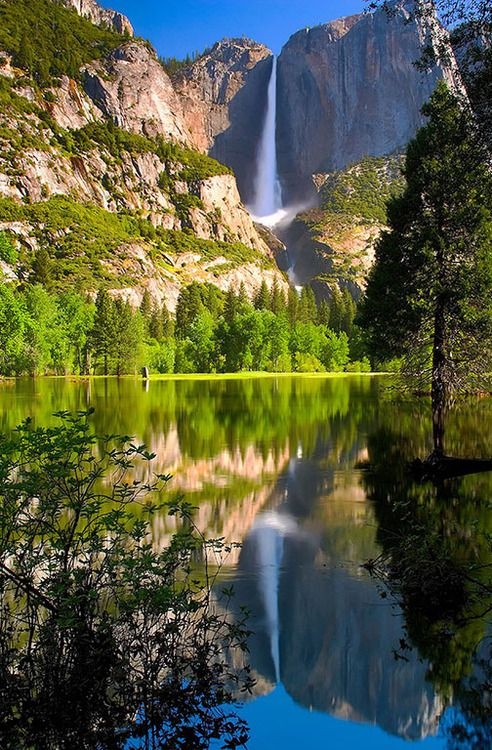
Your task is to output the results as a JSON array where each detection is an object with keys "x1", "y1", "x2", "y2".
[
  {"x1": 225, "y1": 456, "x2": 443, "y2": 740},
  {"x1": 279, "y1": 553, "x2": 441, "y2": 739},
  {"x1": 132, "y1": 430, "x2": 291, "y2": 559}
]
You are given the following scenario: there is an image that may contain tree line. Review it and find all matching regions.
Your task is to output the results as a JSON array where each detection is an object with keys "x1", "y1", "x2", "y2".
[{"x1": 0, "y1": 278, "x2": 369, "y2": 377}]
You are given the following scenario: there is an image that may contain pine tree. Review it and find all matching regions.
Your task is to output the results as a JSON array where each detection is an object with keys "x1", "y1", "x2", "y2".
[
  {"x1": 254, "y1": 280, "x2": 270, "y2": 310},
  {"x1": 90, "y1": 290, "x2": 117, "y2": 376},
  {"x1": 359, "y1": 82, "x2": 492, "y2": 443},
  {"x1": 270, "y1": 278, "x2": 286, "y2": 316}
]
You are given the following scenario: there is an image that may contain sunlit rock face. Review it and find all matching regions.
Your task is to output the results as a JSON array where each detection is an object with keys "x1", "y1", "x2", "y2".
[
  {"x1": 275, "y1": 1, "x2": 463, "y2": 203},
  {"x1": 63, "y1": 0, "x2": 134, "y2": 35},
  {"x1": 83, "y1": 42, "x2": 189, "y2": 142}
]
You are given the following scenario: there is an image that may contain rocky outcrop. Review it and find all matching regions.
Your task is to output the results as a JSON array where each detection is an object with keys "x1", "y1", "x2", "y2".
[
  {"x1": 276, "y1": 1, "x2": 464, "y2": 203},
  {"x1": 83, "y1": 42, "x2": 189, "y2": 141},
  {"x1": 175, "y1": 39, "x2": 273, "y2": 203},
  {"x1": 63, "y1": 0, "x2": 134, "y2": 35}
]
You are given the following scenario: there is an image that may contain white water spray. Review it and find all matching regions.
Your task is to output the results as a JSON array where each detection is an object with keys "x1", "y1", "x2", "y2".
[{"x1": 249, "y1": 56, "x2": 284, "y2": 224}]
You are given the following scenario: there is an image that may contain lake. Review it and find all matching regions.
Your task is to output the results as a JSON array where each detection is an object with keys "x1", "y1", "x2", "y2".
[{"x1": 2, "y1": 374, "x2": 492, "y2": 749}]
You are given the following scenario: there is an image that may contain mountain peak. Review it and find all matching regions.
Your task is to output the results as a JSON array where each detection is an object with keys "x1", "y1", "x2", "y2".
[{"x1": 62, "y1": 0, "x2": 133, "y2": 36}]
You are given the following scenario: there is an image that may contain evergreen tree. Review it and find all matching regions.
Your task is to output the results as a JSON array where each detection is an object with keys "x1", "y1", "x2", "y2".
[
  {"x1": 30, "y1": 247, "x2": 53, "y2": 289},
  {"x1": 328, "y1": 288, "x2": 343, "y2": 332},
  {"x1": 359, "y1": 82, "x2": 492, "y2": 432},
  {"x1": 139, "y1": 290, "x2": 152, "y2": 336},
  {"x1": 270, "y1": 278, "x2": 286, "y2": 316},
  {"x1": 287, "y1": 286, "x2": 299, "y2": 325},
  {"x1": 90, "y1": 290, "x2": 117, "y2": 376},
  {"x1": 112, "y1": 299, "x2": 142, "y2": 376},
  {"x1": 297, "y1": 286, "x2": 317, "y2": 324},
  {"x1": 175, "y1": 282, "x2": 203, "y2": 338},
  {"x1": 317, "y1": 299, "x2": 330, "y2": 327},
  {"x1": 254, "y1": 280, "x2": 270, "y2": 310},
  {"x1": 149, "y1": 302, "x2": 164, "y2": 342},
  {"x1": 340, "y1": 288, "x2": 356, "y2": 336}
]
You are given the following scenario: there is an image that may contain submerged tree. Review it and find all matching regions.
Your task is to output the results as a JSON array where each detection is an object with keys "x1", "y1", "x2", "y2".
[
  {"x1": 359, "y1": 81, "x2": 492, "y2": 451},
  {"x1": 0, "y1": 411, "x2": 251, "y2": 749}
]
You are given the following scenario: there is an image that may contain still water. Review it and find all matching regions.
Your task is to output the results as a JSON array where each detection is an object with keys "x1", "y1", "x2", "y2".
[{"x1": 2, "y1": 375, "x2": 492, "y2": 749}]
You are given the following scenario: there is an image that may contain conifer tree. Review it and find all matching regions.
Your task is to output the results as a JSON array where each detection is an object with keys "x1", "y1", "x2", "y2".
[
  {"x1": 359, "y1": 82, "x2": 492, "y2": 439},
  {"x1": 254, "y1": 280, "x2": 270, "y2": 310}
]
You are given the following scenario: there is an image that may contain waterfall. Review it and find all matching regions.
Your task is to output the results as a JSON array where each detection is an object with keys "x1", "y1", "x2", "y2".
[{"x1": 249, "y1": 56, "x2": 283, "y2": 222}]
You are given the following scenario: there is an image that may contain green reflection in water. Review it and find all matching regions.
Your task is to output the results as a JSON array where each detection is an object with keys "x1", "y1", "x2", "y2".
[
  {"x1": 3, "y1": 377, "x2": 492, "y2": 744},
  {"x1": 362, "y1": 395, "x2": 492, "y2": 747}
]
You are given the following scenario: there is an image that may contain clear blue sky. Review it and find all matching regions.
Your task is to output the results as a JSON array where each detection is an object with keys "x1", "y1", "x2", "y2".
[{"x1": 100, "y1": 0, "x2": 368, "y2": 58}]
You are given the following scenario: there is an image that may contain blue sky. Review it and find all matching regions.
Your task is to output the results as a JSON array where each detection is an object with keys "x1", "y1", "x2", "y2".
[{"x1": 100, "y1": 0, "x2": 368, "y2": 58}]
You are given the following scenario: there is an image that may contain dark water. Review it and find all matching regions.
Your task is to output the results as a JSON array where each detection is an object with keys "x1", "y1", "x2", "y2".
[{"x1": 2, "y1": 375, "x2": 492, "y2": 749}]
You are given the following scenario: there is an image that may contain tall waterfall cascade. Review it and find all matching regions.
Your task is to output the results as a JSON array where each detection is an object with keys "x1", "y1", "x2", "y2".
[{"x1": 249, "y1": 56, "x2": 284, "y2": 226}]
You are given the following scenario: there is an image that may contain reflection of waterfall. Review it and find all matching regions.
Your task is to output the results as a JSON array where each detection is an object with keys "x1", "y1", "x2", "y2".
[
  {"x1": 249, "y1": 511, "x2": 296, "y2": 682},
  {"x1": 249, "y1": 57, "x2": 284, "y2": 225}
]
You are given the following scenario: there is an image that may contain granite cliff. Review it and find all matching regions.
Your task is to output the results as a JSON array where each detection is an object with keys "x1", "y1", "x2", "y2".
[
  {"x1": 63, "y1": 0, "x2": 134, "y2": 35},
  {"x1": 0, "y1": 0, "x2": 468, "y2": 304},
  {"x1": 275, "y1": 3, "x2": 462, "y2": 202},
  {"x1": 0, "y1": 1, "x2": 287, "y2": 307},
  {"x1": 174, "y1": 39, "x2": 272, "y2": 202}
]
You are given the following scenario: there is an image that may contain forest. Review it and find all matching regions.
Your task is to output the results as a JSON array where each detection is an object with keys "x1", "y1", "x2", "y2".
[{"x1": 0, "y1": 278, "x2": 367, "y2": 377}]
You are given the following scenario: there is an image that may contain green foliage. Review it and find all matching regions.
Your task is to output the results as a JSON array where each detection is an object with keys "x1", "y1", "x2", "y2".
[
  {"x1": 0, "y1": 231, "x2": 16, "y2": 264},
  {"x1": 0, "y1": 0, "x2": 126, "y2": 85},
  {"x1": 160, "y1": 229, "x2": 265, "y2": 269},
  {"x1": 320, "y1": 155, "x2": 405, "y2": 224},
  {"x1": 0, "y1": 275, "x2": 367, "y2": 376},
  {"x1": 359, "y1": 82, "x2": 492, "y2": 400},
  {"x1": 0, "y1": 75, "x2": 38, "y2": 116},
  {"x1": 0, "y1": 284, "x2": 26, "y2": 374},
  {"x1": 64, "y1": 120, "x2": 232, "y2": 182},
  {"x1": 362, "y1": 415, "x2": 492, "y2": 706},
  {"x1": 0, "y1": 410, "x2": 251, "y2": 748},
  {"x1": 62, "y1": 120, "x2": 156, "y2": 160},
  {"x1": 0, "y1": 195, "x2": 141, "y2": 289},
  {"x1": 159, "y1": 46, "x2": 212, "y2": 77}
]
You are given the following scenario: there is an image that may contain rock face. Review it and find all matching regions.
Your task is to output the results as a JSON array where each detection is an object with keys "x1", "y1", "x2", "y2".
[
  {"x1": 83, "y1": 42, "x2": 189, "y2": 141},
  {"x1": 63, "y1": 0, "x2": 134, "y2": 35},
  {"x1": 275, "y1": 1, "x2": 463, "y2": 202},
  {"x1": 175, "y1": 39, "x2": 273, "y2": 203}
]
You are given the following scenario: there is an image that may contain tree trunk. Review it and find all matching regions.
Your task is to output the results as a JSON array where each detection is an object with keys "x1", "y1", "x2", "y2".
[{"x1": 432, "y1": 294, "x2": 447, "y2": 456}]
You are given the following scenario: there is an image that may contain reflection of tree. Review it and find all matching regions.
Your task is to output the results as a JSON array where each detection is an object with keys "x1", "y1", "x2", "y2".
[{"x1": 362, "y1": 422, "x2": 492, "y2": 746}]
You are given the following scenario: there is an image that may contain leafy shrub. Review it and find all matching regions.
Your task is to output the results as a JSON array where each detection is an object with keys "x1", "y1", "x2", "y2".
[
  {"x1": 0, "y1": 410, "x2": 251, "y2": 748},
  {"x1": 0, "y1": 231, "x2": 17, "y2": 264}
]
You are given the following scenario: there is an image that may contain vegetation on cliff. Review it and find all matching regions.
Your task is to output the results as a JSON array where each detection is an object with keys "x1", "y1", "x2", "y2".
[
  {"x1": 318, "y1": 156, "x2": 405, "y2": 225},
  {"x1": 0, "y1": 191, "x2": 259, "y2": 291},
  {"x1": 0, "y1": 0, "x2": 128, "y2": 85}
]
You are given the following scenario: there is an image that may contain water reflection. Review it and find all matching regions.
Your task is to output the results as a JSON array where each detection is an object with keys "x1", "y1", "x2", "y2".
[
  {"x1": 3, "y1": 377, "x2": 492, "y2": 747},
  {"x1": 226, "y1": 451, "x2": 442, "y2": 741}
]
